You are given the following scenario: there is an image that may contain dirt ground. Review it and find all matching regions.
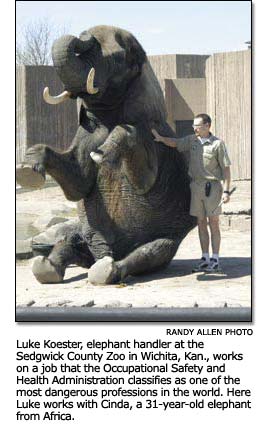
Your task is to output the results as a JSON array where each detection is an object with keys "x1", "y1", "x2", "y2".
[{"x1": 16, "y1": 182, "x2": 251, "y2": 309}]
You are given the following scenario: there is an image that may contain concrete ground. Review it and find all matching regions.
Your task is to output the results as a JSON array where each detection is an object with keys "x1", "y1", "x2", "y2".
[{"x1": 16, "y1": 180, "x2": 251, "y2": 309}]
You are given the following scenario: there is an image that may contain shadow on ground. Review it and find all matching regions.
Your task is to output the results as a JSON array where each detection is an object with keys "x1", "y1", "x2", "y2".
[
  {"x1": 60, "y1": 257, "x2": 251, "y2": 285},
  {"x1": 62, "y1": 272, "x2": 88, "y2": 284},
  {"x1": 125, "y1": 257, "x2": 251, "y2": 285}
]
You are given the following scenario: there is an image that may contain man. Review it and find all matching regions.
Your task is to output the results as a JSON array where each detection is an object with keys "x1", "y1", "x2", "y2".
[{"x1": 152, "y1": 113, "x2": 231, "y2": 272}]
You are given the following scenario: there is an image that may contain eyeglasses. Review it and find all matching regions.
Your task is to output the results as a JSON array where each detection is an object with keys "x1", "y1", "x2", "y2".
[{"x1": 192, "y1": 123, "x2": 208, "y2": 128}]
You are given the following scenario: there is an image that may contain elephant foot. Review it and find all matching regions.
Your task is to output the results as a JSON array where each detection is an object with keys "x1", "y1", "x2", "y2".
[
  {"x1": 32, "y1": 256, "x2": 64, "y2": 284},
  {"x1": 16, "y1": 164, "x2": 45, "y2": 189},
  {"x1": 88, "y1": 256, "x2": 120, "y2": 285}
]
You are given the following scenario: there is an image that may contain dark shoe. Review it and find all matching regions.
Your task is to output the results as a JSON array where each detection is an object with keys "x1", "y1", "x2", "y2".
[
  {"x1": 205, "y1": 258, "x2": 222, "y2": 272},
  {"x1": 192, "y1": 257, "x2": 209, "y2": 273}
]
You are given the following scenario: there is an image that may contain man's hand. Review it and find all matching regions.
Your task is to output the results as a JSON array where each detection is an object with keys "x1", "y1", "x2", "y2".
[
  {"x1": 151, "y1": 129, "x2": 163, "y2": 142},
  {"x1": 151, "y1": 129, "x2": 177, "y2": 148},
  {"x1": 222, "y1": 193, "x2": 230, "y2": 203}
]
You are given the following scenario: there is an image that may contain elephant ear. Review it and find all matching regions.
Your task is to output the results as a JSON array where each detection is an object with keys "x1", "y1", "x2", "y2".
[{"x1": 115, "y1": 31, "x2": 146, "y2": 69}]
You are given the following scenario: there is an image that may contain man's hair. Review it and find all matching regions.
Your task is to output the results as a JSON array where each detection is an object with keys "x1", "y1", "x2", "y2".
[{"x1": 195, "y1": 113, "x2": 212, "y2": 125}]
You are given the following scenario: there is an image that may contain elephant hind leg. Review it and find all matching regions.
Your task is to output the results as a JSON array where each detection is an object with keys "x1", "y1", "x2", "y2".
[
  {"x1": 117, "y1": 238, "x2": 181, "y2": 278},
  {"x1": 32, "y1": 240, "x2": 95, "y2": 284},
  {"x1": 88, "y1": 238, "x2": 181, "y2": 285}
]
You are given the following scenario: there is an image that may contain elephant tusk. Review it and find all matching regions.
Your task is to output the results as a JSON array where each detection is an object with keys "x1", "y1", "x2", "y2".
[
  {"x1": 90, "y1": 151, "x2": 103, "y2": 164},
  {"x1": 86, "y1": 68, "x2": 99, "y2": 94},
  {"x1": 43, "y1": 87, "x2": 71, "y2": 104}
]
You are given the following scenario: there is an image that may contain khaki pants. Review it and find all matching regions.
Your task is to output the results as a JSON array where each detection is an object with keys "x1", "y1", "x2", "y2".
[{"x1": 190, "y1": 180, "x2": 223, "y2": 218}]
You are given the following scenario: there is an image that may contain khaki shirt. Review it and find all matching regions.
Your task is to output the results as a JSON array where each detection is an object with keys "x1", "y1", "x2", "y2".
[{"x1": 176, "y1": 134, "x2": 231, "y2": 181}]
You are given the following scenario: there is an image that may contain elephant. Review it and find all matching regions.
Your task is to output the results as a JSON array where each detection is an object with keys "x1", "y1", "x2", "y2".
[{"x1": 16, "y1": 25, "x2": 197, "y2": 285}]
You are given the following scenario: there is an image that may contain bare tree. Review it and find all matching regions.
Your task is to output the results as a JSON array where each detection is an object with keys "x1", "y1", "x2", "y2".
[{"x1": 16, "y1": 19, "x2": 69, "y2": 65}]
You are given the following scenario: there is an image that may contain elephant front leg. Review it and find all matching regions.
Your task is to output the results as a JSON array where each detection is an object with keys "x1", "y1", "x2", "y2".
[
  {"x1": 88, "y1": 238, "x2": 181, "y2": 285},
  {"x1": 90, "y1": 125, "x2": 133, "y2": 166},
  {"x1": 90, "y1": 124, "x2": 158, "y2": 194},
  {"x1": 16, "y1": 146, "x2": 46, "y2": 189},
  {"x1": 32, "y1": 239, "x2": 95, "y2": 284},
  {"x1": 16, "y1": 144, "x2": 90, "y2": 201}
]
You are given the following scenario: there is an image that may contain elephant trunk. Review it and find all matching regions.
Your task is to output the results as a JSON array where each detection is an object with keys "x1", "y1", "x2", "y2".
[{"x1": 44, "y1": 33, "x2": 98, "y2": 104}]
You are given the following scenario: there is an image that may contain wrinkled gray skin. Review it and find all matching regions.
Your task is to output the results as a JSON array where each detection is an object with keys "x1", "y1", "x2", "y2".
[{"x1": 21, "y1": 25, "x2": 196, "y2": 284}]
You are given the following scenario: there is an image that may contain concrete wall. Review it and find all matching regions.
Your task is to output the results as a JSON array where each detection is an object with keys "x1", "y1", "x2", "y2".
[
  {"x1": 165, "y1": 78, "x2": 206, "y2": 131},
  {"x1": 150, "y1": 51, "x2": 251, "y2": 180},
  {"x1": 149, "y1": 54, "x2": 209, "y2": 137},
  {"x1": 16, "y1": 66, "x2": 77, "y2": 163},
  {"x1": 149, "y1": 54, "x2": 209, "y2": 92},
  {"x1": 206, "y1": 51, "x2": 251, "y2": 180},
  {"x1": 148, "y1": 55, "x2": 177, "y2": 91},
  {"x1": 16, "y1": 66, "x2": 27, "y2": 163},
  {"x1": 176, "y1": 55, "x2": 209, "y2": 78}
]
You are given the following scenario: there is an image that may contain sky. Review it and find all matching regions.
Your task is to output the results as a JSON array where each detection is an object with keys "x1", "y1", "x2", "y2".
[{"x1": 16, "y1": 1, "x2": 251, "y2": 55}]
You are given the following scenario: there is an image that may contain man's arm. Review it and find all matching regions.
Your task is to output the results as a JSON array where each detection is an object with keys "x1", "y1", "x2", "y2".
[
  {"x1": 222, "y1": 166, "x2": 231, "y2": 203},
  {"x1": 216, "y1": 140, "x2": 231, "y2": 204},
  {"x1": 151, "y1": 129, "x2": 177, "y2": 148},
  {"x1": 151, "y1": 128, "x2": 192, "y2": 152}
]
